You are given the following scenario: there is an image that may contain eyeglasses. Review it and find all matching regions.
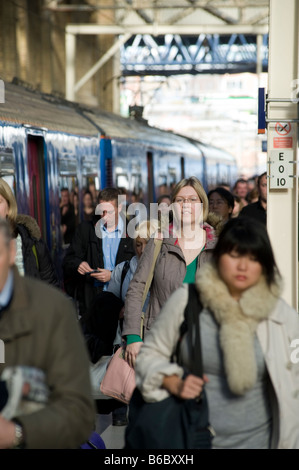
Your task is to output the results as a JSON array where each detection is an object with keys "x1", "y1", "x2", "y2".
[
  {"x1": 174, "y1": 197, "x2": 201, "y2": 204},
  {"x1": 209, "y1": 199, "x2": 227, "y2": 206}
]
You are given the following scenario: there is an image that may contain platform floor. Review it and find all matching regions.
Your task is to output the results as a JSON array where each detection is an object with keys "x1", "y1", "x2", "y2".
[{"x1": 95, "y1": 413, "x2": 126, "y2": 449}]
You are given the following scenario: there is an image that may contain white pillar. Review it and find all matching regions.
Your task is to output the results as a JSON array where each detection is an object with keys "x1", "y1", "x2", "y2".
[
  {"x1": 267, "y1": 0, "x2": 299, "y2": 308},
  {"x1": 65, "y1": 32, "x2": 76, "y2": 101}
]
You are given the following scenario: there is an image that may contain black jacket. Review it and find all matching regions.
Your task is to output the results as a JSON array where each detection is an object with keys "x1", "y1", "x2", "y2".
[
  {"x1": 62, "y1": 216, "x2": 135, "y2": 316},
  {"x1": 239, "y1": 198, "x2": 266, "y2": 225},
  {"x1": 15, "y1": 214, "x2": 59, "y2": 287}
]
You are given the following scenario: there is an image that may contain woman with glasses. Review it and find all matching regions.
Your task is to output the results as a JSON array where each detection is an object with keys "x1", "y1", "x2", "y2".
[{"x1": 123, "y1": 176, "x2": 221, "y2": 368}]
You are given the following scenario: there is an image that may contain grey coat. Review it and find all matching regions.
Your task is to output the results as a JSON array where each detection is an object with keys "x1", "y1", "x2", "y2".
[{"x1": 122, "y1": 224, "x2": 217, "y2": 338}]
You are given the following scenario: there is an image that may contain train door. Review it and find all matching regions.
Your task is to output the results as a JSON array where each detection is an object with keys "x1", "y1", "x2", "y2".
[
  {"x1": 147, "y1": 152, "x2": 155, "y2": 203},
  {"x1": 27, "y1": 136, "x2": 48, "y2": 242}
]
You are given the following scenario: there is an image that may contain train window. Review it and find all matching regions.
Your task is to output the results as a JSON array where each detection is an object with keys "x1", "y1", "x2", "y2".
[
  {"x1": 116, "y1": 174, "x2": 129, "y2": 190},
  {"x1": 158, "y1": 174, "x2": 167, "y2": 187},
  {"x1": 59, "y1": 154, "x2": 78, "y2": 176},
  {"x1": 82, "y1": 155, "x2": 98, "y2": 178},
  {"x1": 59, "y1": 176, "x2": 78, "y2": 189},
  {"x1": 158, "y1": 174, "x2": 168, "y2": 196},
  {"x1": 168, "y1": 168, "x2": 177, "y2": 190},
  {"x1": 132, "y1": 173, "x2": 143, "y2": 201},
  {"x1": 131, "y1": 161, "x2": 141, "y2": 173},
  {"x1": 0, "y1": 147, "x2": 15, "y2": 177},
  {"x1": 82, "y1": 155, "x2": 99, "y2": 195}
]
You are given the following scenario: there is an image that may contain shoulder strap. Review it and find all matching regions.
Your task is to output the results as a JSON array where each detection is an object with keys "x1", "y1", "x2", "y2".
[
  {"x1": 175, "y1": 283, "x2": 203, "y2": 378},
  {"x1": 141, "y1": 238, "x2": 163, "y2": 307},
  {"x1": 120, "y1": 260, "x2": 130, "y2": 298},
  {"x1": 139, "y1": 238, "x2": 163, "y2": 340},
  {"x1": 186, "y1": 283, "x2": 203, "y2": 378}
]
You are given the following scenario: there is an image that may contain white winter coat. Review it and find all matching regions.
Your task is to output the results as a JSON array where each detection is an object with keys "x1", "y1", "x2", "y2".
[{"x1": 135, "y1": 265, "x2": 299, "y2": 449}]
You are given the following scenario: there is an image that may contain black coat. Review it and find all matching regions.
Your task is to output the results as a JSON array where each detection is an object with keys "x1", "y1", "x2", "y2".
[
  {"x1": 15, "y1": 214, "x2": 59, "y2": 287},
  {"x1": 239, "y1": 198, "x2": 266, "y2": 225},
  {"x1": 62, "y1": 217, "x2": 135, "y2": 316}
]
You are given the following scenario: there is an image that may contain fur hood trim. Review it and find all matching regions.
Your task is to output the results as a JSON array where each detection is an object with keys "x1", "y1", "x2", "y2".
[
  {"x1": 16, "y1": 214, "x2": 41, "y2": 240},
  {"x1": 205, "y1": 212, "x2": 223, "y2": 237},
  {"x1": 196, "y1": 263, "x2": 282, "y2": 395}
]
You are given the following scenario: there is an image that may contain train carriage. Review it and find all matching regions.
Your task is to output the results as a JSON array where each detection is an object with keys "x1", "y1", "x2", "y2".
[{"x1": 0, "y1": 81, "x2": 238, "y2": 281}]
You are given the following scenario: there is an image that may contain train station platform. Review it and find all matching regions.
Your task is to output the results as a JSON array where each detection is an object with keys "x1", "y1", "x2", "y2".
[{"x1": 95, "y1": 413, "x2": 126, "y2": 449}]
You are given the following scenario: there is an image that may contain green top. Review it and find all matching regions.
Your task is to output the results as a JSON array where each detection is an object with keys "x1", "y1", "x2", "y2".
[
  {"x1": 126, "y1": 254, "x2": 200, "y2": 344},
  {"x1": 183, "y1": 256, "x2": 198, "y2": 284},
  {"x1": 126, "y1": 334, "x2": 142, "y2": 345}
]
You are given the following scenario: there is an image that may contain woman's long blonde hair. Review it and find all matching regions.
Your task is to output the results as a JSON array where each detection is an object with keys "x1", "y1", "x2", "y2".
[{"x1": 0, "y1": 178, "x2": 18, "y2": 222}]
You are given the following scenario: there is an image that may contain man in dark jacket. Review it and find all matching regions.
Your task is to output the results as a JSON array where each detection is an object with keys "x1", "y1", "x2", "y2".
[
  {"x1": 239, "y1": 172, "x2": 267, "y2": 225},
  {"x1": 0, "y1": 218, "x2": 95, "y2": 449},
  {"x1": 62, "y1": 187, "x2": 135, "y2": 318}
]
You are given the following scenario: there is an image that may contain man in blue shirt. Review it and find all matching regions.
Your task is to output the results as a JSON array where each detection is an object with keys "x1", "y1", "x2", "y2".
[
  {"x1": 62, "y1": 187, "x2": 135, "y2": 317},
  {"x1": 94, "y1": 195, "x2": 125, "y2": 289}
]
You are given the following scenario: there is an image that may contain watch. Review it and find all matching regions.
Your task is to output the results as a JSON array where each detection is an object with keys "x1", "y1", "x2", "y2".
[{"x1": 12, "y1": 422, "x2": 24, "y2": 449}]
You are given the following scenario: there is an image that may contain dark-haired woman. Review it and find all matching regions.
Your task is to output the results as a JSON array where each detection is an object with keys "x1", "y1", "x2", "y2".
[
  {"x1": 208, "y1": 187, "x2": 234, "y2": 223},
  {"x1": 135, "y1": 217, "x2": 299, "y2": 449}
]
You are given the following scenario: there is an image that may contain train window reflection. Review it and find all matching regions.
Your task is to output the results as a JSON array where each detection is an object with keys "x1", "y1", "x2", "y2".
[
  {"x1": 59, "y1": 154, "x2": 77, "y2": 176},
  {"x1": 59, "y1": 176, "x2": 78, "y2": 194},
  {"x1": 132, "y1": 173, "x2": 142, "y2": 196},
  {"x1": 82, "y1": 155, "x2": 98, "y2": 177},
  {"x1": 168, "y1": 168, "x2": 177, "y2": 189},
  {"x1": 0, "y1": 147, "x2": 15, "y2": 177},
  {"x1": 117, "y1": 174, "x2": 129, "y2": 190}
]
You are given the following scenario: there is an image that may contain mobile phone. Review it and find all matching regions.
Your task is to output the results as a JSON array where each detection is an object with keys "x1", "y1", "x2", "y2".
[{"x1": 85, "y1": 270, "x2": 98, "y2": 275}]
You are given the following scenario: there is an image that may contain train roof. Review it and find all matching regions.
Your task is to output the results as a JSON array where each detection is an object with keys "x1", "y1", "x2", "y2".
[
  {"x1": 0, "y1": 81, "x2": 202, "y2": 155},
  {"x1": 0, "y1": 81, "x2": 235, "y2": 161},
  {"x1": 193, "y1": 140, "x2": 237, "y2": 163},
  {"x1": 0, "y1": 82, "x2": 96, "y2": 136}
]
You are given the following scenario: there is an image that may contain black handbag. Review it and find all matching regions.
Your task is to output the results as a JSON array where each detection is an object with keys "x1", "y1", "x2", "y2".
[{"x1": 125, "y1": 283, "x2": 214, "y2": 449}]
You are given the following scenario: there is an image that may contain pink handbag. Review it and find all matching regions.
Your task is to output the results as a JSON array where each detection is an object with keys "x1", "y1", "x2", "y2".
[{"x1": 100, "y1": 346, "x2": 136, "y2": 404}]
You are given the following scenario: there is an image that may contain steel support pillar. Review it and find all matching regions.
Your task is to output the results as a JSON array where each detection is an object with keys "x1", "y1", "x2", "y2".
[{"x1": 267, "y1": 0, "x2": 299, "y2": 308}]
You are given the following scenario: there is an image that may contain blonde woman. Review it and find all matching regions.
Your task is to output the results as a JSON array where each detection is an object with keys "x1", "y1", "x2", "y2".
[{"x1": 123, "y1": 176, "x2": 221, "y2": 368}]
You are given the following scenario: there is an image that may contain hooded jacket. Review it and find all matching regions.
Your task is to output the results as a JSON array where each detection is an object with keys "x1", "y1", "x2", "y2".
[
  {"x1": 135, "y1": 263, "x2": 299, "y2": 449},
  {"x1": 15, "y1": 214, "x2": 59, "y2": 287},
  {"x1": 123, "y1": 215, "x2": 220, "y2": 338}
]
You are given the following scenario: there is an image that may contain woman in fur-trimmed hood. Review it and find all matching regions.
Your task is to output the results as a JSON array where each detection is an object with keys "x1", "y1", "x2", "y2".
[
  {"x1": 0, "y1": 178, "x2": 59, "y2": 286},
  {"x1": 123, "y1": 177, "x2": 222, "y2": 369},
  {"x1": 135, "y1": 217, "x2": 299, "y2": 449}
]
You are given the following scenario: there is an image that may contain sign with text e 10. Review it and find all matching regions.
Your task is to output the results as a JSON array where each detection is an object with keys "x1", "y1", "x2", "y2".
[{"x1": 269, "y1": 150, "x2": 294, "y2": 189}]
